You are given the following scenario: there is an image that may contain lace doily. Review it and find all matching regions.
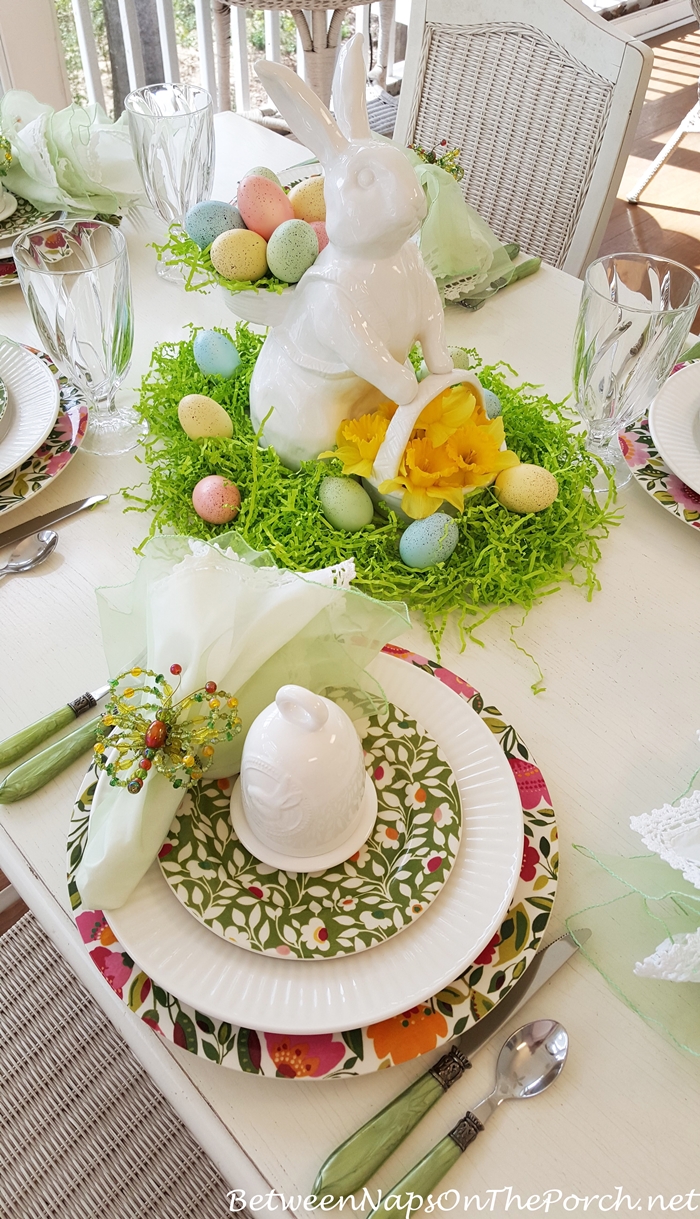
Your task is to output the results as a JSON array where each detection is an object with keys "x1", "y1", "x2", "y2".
[
  {"x1": 631, "y1": 790, "x2": 700, "y2": 891},
  {"x1": 634, "y1": 928, "x2": 700, "y2": 983}
]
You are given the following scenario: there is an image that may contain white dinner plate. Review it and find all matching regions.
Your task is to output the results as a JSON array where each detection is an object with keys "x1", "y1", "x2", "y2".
[
  {"x1": 649, "y1": 363, "x2": 700, "y2": 495},
  {"x1": 106, "y1": 652, "x2": 523, "y2": 1034},
  {"x1": 0, "y1": 336, "x2": 60, "y2": 479}
]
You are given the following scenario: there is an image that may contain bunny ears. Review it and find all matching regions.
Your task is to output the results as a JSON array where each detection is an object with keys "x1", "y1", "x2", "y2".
[{"x1": 255, "y1": 34, "x2": 370, "y2": 164}]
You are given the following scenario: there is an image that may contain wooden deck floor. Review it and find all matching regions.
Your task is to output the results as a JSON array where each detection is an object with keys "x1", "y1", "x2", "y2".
[{"x1": 599, "y1": 22, "x2": 700, "y2": 271}]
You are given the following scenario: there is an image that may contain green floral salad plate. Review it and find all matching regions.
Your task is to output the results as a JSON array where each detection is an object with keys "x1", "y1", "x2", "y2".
[{"x1": 159, "y1": 693, "x2": 461, "y2": 960}]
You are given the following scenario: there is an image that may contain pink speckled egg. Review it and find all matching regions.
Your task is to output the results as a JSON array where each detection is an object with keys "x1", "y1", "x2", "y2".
[
  {"x1": 237, "y1": 175, "x2": 293, "y2": 241},
  {"x1": 192, "y1": 475, "x2": 241, "y2": 524},
  {"x1": 310, "y1": 220, "x2": 328, "y2": 252}
]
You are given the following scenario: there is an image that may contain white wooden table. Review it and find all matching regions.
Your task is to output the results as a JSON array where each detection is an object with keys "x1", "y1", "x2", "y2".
[{"x1": 1, "y1": 112, "x2": 700, "y2": 1215}]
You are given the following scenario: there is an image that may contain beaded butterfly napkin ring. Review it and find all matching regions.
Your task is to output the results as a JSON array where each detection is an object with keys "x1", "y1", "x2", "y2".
[{"x1": 93, "y1": 663, "x2": 241, "y2": 794}]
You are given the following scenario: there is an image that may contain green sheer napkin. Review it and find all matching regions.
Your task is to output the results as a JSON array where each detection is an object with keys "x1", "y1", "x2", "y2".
[
  {"x1": 0, "y1": 90, "x2": 144, "y2": 216},
  {"x1": 567, "y1": 847, "x2": 700, "y2": 1057},
  {"x1": 75, "y1": 533, "x2": 408, "y2": 912}
]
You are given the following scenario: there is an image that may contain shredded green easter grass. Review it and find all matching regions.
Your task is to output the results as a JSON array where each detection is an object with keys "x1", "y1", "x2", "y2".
[
  {"x1": 153, "y1": 224, "x2": 291, "y2": 294},
  {"x1": 125, "y1": 323, "x2": 619, "y2": 653}
]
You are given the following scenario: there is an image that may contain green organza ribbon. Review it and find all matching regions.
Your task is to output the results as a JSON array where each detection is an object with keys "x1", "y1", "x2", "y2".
[{"x1": 567, "y1": 847, "x2": 700, "y2": 1057}]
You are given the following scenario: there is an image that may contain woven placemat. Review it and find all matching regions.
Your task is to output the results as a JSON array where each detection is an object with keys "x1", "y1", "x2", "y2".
[{"x1": 0, "y1": 912, "x2": 232, "y2": 1219}]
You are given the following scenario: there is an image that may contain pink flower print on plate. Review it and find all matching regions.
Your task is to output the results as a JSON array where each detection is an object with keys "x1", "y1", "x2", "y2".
[{"x1": 508, "y1": 756, "x2": 552, "y2": 810}]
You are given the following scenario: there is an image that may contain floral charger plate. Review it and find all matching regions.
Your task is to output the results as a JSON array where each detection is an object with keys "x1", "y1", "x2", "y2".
[
  {"x1": 0, "y1": 347, "x2": 88, "y2": 515},
  {"x1": 620, "y1": 360, "x2": 700, "y2": 530},
  {"x1": 68, "y1": 648, "x2": 558, "y2": 1079},
  {"x1": 159, "y1": 692, "x2": 461, "y2": 960},
  {"x1": 0, "y1": 200, "x2": 62, "y2": 287}
]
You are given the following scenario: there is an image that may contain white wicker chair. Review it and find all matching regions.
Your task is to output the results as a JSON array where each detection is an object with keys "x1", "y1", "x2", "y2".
[
  {"x1": 627, "y1": 0, "x2": 700, "y2": 203},
  {"x1": 394, "y1": 0, "x2": 652, "y2": 275}
]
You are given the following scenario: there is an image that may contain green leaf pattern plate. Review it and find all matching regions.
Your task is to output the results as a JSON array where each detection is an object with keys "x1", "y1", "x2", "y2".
[{"x1": 158, "y1": 692, "x2": 461, "y2": 960}]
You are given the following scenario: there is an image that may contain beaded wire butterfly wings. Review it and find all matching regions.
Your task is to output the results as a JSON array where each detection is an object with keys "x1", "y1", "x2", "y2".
[{"x1": 93, "y1": 662, "x2": 241, "y2": 794}]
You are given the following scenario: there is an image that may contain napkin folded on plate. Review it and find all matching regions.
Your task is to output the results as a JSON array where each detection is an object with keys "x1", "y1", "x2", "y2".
[
  {"x1": 0, "y1": 90, "x2": 144, "y2": 216},
  {"x1": 631, "y1": 792, "x2": 700, "y2": 982},
  {"x1": 75, "y1": 534, "x2": 408, "y2": 911}
]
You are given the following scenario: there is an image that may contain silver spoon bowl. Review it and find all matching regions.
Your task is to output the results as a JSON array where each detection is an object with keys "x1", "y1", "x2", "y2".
[{"x1": 0, "y1": 529, "x2": 58, "y2": 581}]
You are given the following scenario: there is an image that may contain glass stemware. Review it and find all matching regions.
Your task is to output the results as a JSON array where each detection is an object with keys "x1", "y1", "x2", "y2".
[
  {"x1": 573, "y1": 253, "x2": 700, "y2": 490},
  {"x1": 124, "y1": 83, "x2": 214, "y2": 280},
  {"x1": 13, "y1": 220, "x2": 140, "y2": 457}
]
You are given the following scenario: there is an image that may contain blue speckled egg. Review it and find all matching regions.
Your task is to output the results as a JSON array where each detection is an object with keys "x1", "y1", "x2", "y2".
[
  {"x1": 482, "y1": 388, "x2": 502, "y2": 419},
  {"x1": 185, "y1": 200, "x2": 245, "y2": 249},
  {"x1": 193, "y1": 330, "x2": 241, "y2": 379},
  {"x1": 320, "y1": 477, "x2": 374, "y2": 532},
  {"x1": 399, "y1": 513, "x2": 459, "y2": 569}
]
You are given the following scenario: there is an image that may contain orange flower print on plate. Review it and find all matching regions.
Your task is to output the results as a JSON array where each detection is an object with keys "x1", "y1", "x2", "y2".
[{"x1": 368, "y1": 1005, "x2": 448, "y2": 1064}]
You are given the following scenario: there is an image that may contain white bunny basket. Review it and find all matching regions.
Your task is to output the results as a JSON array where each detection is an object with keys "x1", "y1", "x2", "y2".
[{"x1": 250, "y1": 34, "x2": 482, "y2": 472}]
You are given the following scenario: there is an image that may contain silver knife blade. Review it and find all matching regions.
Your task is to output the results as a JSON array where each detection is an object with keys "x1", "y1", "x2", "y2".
[
  {"x1": 456, "y1": 929, "x2": 590, "y2": 1060},
  {"x1": 0, "y1": 495, "x2": 108, "y2": 551}
]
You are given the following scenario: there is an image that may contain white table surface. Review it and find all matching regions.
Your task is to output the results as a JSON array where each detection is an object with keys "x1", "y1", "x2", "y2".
[{"x1": 1, "y1": 111, "x2": 700, "y2": 1216}]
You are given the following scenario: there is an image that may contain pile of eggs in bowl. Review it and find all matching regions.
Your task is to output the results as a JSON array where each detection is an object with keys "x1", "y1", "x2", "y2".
[{"x1": 185, "y1": 166, "x2": 327, "y2": 285}]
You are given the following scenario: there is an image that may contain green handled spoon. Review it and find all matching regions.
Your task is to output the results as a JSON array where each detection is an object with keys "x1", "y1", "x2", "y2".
[{"x1": 366, "y1": 1020, "x2": 568, "y2": 1219}]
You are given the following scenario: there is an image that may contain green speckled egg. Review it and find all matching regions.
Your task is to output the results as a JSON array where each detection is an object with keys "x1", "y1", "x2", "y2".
[
  {"x1": 320, "y1": 477, "x2": 374, "y2": 532},
  {"x1": 243, "y1": 165, "x2": 282, "y2": 189},
  {"x1": 482, "y1": 388, "x2": 502, "y2": 418},
  {"x1": 399, "y1": 513, "x2": 459, "y2": 569},
  {"x1": 266, "y1": 219, "x2": 319, "y2": 283},
  {"x1": 448, "y1": 346, "x2": 472, "y2": 369},
  {"x1": 178, "y1": 394, "x2": 233, "y2": 440}
]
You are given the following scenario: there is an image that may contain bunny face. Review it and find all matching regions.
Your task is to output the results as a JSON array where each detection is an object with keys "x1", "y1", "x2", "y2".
[{"x1": 324, "y1": 142, "x2": 427, "y2": 256}]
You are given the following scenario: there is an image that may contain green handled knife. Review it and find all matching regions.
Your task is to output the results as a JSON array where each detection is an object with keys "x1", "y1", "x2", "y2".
[
  {"x1": 313, "y1": 929, "x2": 589, "y2": 1201},
  {"x1": 0, "y1": 715, "x2": 103, "y2": 803},
  {"x1": 0, "y1": 685, "x2": 109, "y2": 768}
]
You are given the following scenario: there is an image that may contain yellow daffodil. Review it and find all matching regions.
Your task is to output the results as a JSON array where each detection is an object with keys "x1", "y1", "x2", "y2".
[
  {"x1": 379, "y1": 436, "x2": 467, "y2": 519},
  {"x1": 319, "y1": 401, "x2": 398, "y2": 478},
  {"x1": 414, "y1": 384, "x2": 484, "y2": 449},
  {"x1": 445, "y1": 416, "x2": 519, "y2": 486}
]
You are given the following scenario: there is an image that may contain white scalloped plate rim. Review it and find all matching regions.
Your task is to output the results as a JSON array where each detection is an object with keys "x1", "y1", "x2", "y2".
[
  {"x1": 648, "y1": 362, "x2": 700, "y2": 495},
  {"x1": 105, "y1": 652, "x2": 523, "y2": 1035},
  {"x1": 0, "y1": 336, "x2": 60, "y2": 478}
]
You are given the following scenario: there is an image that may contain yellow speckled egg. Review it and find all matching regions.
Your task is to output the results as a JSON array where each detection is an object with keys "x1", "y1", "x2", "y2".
[
  {"x1": 210, "y1": 229, "x2": 268, "y2": 282},
  {"x1": 288, "y1": 175, "x2": 326, "y2": 223},
  {"x1": 495, "y1": 464, "x2": 559, "y2": 513},
  {"x1": 178, "y1": 394, "x2": 233, "y2": 440}
]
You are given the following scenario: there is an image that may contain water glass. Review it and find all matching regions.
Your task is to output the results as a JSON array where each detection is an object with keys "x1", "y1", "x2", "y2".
[
  {"x1": 125, "y1": 83, "x2": 214, "y2": 278},
  {"x1": 573, "y1": 253, "x2": 700, "y2": 489},
  {"x1": 13, "y1": 220, "x2": 139, "y2": 457}
]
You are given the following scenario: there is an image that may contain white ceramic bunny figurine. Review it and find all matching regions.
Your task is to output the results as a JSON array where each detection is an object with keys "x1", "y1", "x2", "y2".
[{"x1": 252, "y1": 34, "x2": 454, "y2": 470}]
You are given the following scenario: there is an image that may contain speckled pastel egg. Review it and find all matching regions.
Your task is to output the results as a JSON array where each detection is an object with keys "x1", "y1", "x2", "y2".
[
  {"x1": 288, "y1": 175, "x2": 326, "y2": 223},
  {"x1": 237, "y1": 175, "x2": 294, "y2": 241},
  {"x1": 193, "y1": 330, "x2": 241, "y2": 379},
  {"x1": 192, "y1": 475, "x2": 240, "y2": 523},
  {"x1": 495, "y1": 464, "x2": 559, "y2": 514},
  {"x1": 399, "y1": 513, "x2": 459, "y2": 569},
  {"x1": 320, "y1": 476, "x2": 374, "y2": 532},
  {"x1": 448, "y1": 346, "x2": 471, "y2": 370},
  {"x1": 210, "y1": 229, "x2": 268, "y2": 281},
  {"x1": 242, "y1": 166, "x2": 282, "y2": 189},
  {"x1": 310, "y1": 220, "x2": 328, "y2": 252},
  {"x1": 178, "y1": 394, "x2": 233, "y2": 440},
  {"x1": 482, "y1": 388, "x2": 502, "y2": 419},
  {"x1": 184, "y1": 200, "x2": 245, "y2": 250},
  {"x1": 266, "y1": 219, "x2": 319, "y2": 283}
]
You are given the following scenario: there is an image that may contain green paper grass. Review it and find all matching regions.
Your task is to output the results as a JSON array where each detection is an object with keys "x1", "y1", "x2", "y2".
[
  {"x1": 153, "y1": 224, "x2": 291, "y2": 295},
  {"x1": 126, "y1": 324, "x2": 619, "y2": 652}
]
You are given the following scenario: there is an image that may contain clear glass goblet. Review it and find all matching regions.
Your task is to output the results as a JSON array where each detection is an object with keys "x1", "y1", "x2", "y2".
[
  {"x1": 13, "y1": 220, "x2": 140, "y2": 457},
  {"x1": 125, "y1": 82, "x2": 214, "y2": 280},
  {"x1": 573, "y1": 253, "x2": 700, "y2": 491}
]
